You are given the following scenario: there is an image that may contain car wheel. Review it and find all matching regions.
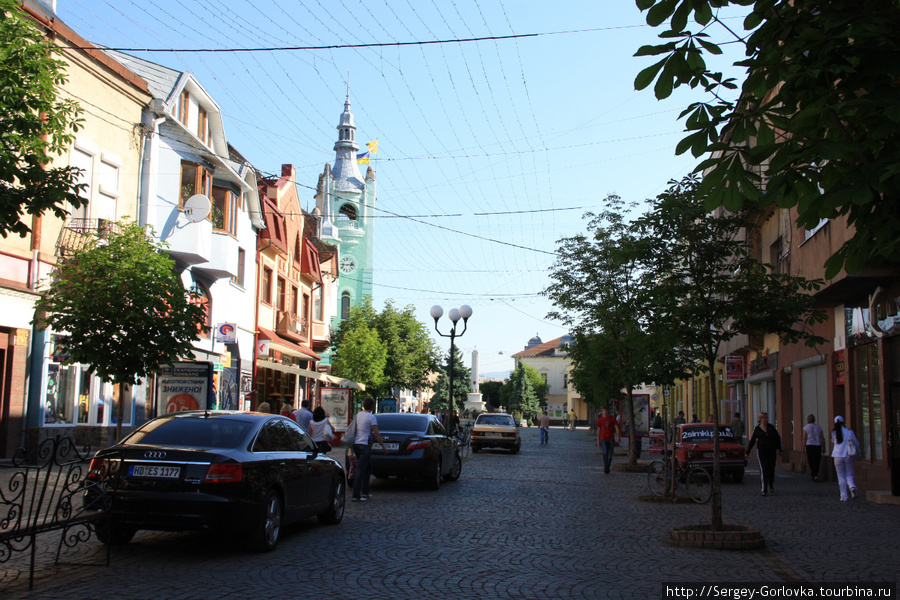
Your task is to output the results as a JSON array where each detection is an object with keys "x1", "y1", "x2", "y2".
[
  {"x1": 732, "y1": 469, "x2": 745, "y2": 483},
  {"x1": 93, "y1": 521, "x2": 136, "y2": 545},
  {"x1": 443, "y1": 452, "x2": 462, "y2": 482},
  {"x1": 318, "y1": 476, "x2": 346, "y2": 525},
  {"x1": 250, "y1": 490, "x2": 282, "y2": 551},
  {"x1": 425, "y1": 458, "x2": 442, "y2": 490}
]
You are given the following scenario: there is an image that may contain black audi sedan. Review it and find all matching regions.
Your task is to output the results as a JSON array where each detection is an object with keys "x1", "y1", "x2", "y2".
[
  {"x1": 366, "y1": 413, "x2": 461, "y2": 490},
  {"x1": 84, "y1": 411, "x2": 345, "y2": 551}
]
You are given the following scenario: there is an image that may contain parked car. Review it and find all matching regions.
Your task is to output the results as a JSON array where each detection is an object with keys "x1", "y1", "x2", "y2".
[
  {"x1": 84, "y1": 411, "x2": 346, "y2": 551},
  {"x1": 471, "y1": 412, "x2": 521, "y2": 453},
  {"x1": 364, "y1": 413, "x2": 461, "y2": 490},
  {"x1": 673, "y1": 423, "x2": 747, "y2": 482}
]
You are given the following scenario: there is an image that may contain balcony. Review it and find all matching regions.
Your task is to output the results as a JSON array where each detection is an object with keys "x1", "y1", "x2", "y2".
[
  {"x1": 276, "y1": 310, "x2": 309, "y2": 342},
  {"x1": 164, "y1": 215, "x2": 211, "y2": 265},
  {"x1": 193, "y1": 230, "x2": 239, "y2": 279},
  {"x1": 57, "y1": 219, "x2": 120, "y2": 258}
]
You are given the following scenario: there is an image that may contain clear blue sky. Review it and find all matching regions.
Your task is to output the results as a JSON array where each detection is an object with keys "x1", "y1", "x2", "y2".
[{"x1": 58, "y1": 0, "x2": 747, "y2": 377}]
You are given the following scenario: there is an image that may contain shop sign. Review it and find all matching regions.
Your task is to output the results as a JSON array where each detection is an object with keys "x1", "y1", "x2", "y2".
[
  {"x1": 834, "y1": 349, "x2": 846, "y2": 386},
  {"x1": 320, "y1": 387, "x2": 351, "y2": 431},
  {"x1": 749, "y1": 352, "x2": 778, "y2": 376},
  {"x1": 256, "y1": 339, "x2": 270, "y2": 355},
  {"x1": 216, "y1": 322, "x2": 237, "y2": 343}
]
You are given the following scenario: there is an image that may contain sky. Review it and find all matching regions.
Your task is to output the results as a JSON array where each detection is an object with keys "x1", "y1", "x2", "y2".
[{"x1": 56, "y1": 0, "x2": 748, "y2": 378}]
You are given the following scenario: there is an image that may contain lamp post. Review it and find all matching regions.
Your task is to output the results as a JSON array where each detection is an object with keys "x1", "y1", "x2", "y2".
[{"x1": 430, "y1": 304, "x2": 473, "y2": 434}]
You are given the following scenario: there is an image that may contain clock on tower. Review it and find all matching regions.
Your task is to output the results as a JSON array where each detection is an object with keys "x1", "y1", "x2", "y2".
[{"x1": 339, "y1": 256, "x2": 357, "y2": 275}]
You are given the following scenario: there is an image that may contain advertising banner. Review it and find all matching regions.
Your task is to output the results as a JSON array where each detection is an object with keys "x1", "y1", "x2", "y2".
[
  {"x1": 725, "y1": 355, "x2": 745, "y2": 380},
  {"x1": 156, "y1": 361, "x2": 212, "y2": 416},
  {"x1": 320, "y1": 387, "x2": 351, "y2": 431}
]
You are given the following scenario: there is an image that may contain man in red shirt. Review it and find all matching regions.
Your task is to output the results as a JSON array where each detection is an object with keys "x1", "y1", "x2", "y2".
[{"x1": 596, "y1": 408, "x2": 619, "y2": 474}]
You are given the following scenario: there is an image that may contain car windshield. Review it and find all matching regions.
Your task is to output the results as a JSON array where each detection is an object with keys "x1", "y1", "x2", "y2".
[
  {"x1": 680, "y1": 426, "x2": 735, "y2": 443},
  {"x1": 125, "y1": 417, "x2": 254, "y2": 449},
  {"x1": 375, "y1": 414, "x2": 428, "y2": 433},
  {"x1": 476, "y1": 415, "x2": 515, "y2": 427}
]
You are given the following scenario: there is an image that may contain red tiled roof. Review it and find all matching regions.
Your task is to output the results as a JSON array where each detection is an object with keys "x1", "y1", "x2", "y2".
[{"x1": 511, "y1": 336, "x2": 565, "y2": 359}]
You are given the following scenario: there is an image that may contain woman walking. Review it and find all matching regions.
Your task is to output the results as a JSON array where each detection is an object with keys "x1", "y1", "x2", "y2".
[
  {"x1": 802, "y1": 414, "x2": 825, "y2": 481},
  {"x1": 831, "y1": 415, "x2": 861, "y2": 501},
  {"x1": 747, "y1": 412, "x2": 782, "y2": 496}
]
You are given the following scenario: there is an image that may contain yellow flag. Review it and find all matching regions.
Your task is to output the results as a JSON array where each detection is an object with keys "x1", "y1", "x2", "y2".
[{"x1": 367, "y1": 140, "x2": 378, "y2": 154}]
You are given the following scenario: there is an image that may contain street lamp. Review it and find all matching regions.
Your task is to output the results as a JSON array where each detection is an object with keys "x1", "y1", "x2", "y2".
[{"x1": 430, "y1": 304, "x2": 473, "y2": 434}]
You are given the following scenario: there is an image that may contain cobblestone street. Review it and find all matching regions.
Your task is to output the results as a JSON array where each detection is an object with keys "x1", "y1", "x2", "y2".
[{"x1": 2, "y1": 426, "x2": 898, "y2": 599}]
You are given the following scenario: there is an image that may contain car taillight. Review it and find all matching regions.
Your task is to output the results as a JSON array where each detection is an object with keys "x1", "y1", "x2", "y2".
[
  {"x1": 406, "y1": 439, "x2": 432, "y2": 451},
  {"x1": 205, "y1": 463, "x2": 243, "y2": 482},
  {"x1": 87, "y1": 457, "x2": 105, "y2": 481}
]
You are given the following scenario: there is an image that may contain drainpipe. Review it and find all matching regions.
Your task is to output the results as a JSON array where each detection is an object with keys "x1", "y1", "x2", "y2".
[{"x1": 138, "y1": 100, "x2": 166, "y2": 229}]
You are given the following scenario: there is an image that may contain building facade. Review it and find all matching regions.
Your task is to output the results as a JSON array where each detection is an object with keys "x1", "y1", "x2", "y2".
[{"x1": 1, "y1": 2, "x2": 153, "y2": 455}]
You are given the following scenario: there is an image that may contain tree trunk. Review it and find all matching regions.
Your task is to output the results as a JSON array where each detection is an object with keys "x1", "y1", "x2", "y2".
[
  {"x1": 115, "y1": 383, "x2": 125, "y2": 443},
  {"x1": 708, "y1": 352, "x2": 723, "y2": 531}
]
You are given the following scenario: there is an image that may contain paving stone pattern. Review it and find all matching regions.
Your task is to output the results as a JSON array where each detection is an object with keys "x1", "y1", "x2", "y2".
[{"x1": 2, "y1": 427, "x2": 897, "y2": 599}]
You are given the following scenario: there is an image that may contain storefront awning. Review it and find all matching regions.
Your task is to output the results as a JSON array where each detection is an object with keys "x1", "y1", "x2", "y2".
[
  {"x1": 257, "y1": 327, "x2": 320, "y2": 361},
  {"x1": 257, "y1": 360, "x2": 325, "y2": 380},
  {"x1": 321, "y1": 374, "x2": 366, "y2": 391}
]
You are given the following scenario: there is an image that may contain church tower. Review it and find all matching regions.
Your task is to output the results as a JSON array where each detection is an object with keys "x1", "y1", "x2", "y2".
[{"x1": 315, "y1": 93, "x2": 376, "y2": 330}]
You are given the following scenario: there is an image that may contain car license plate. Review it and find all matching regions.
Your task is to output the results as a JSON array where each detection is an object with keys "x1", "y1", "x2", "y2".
[
  {"x1": 702, "y1": 452, "x2": 714, "y2": 458},
  {"x1": 382, "y1": 443, "x2": 399, "y2": 450},
  {"x1": 129, "y1": 464, "x2": 181, "y2": 479}
]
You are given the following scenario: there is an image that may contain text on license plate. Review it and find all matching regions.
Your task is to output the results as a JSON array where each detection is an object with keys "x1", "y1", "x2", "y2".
[
  {"x1": 382, "y1": 443, "x2": 400, "y2": 450},
  {"x1": 129, "y1": 464, "x2": 181, "y2": 478}
]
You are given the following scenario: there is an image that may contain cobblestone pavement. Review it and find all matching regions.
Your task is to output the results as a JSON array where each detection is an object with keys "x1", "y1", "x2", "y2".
[{"x1": 2, "y1": 426, "x2": 898, "y2": 599}]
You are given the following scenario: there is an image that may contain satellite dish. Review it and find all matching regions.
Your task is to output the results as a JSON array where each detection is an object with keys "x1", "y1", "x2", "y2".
[{"x1": 183, "y1": 194, "x2": 211, "y2": 223}]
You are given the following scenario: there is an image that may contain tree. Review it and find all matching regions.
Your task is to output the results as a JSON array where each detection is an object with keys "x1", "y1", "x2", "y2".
[
  {"x1": 635, "y1": 175, "x2": 826, "y2": 529},
  {"x1": 373, "y1": 300, "x2": 441, "y2": 396},
  {"x1": 545, "y1": 195, "x2": 678, "y2": 465},
  {"x1": 429, "y1": 346, "x2": 471, "y2": 415},
  {"x1": 634, "y1": 0, "x2": 900, "y2": 278},
  {"x1": 1, "y1": 0, "x2": 85, "y2": 237},
  {"x1": 478, "y1": 380, "x2": 503, "y2": 409},
  {"x1": 565, "y1": 332, "x2": 627, "y2": 410},
  {"x1": 502, "y1": 363, "x2": 541, "y2": 422},
  {"x1": 331, "y1": 304, "x2": 387, "y2": 394},
  {"x1": 32, "y1": 221, "x2": 208, "y2": 440},
  {"x1": 331, "y1": 297, "x2": 439, "y2": 398}
]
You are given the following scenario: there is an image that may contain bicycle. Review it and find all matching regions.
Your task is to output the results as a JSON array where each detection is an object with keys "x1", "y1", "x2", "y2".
[{"x1": 647, "y1": 455, "x2": 712, "y2": 504}]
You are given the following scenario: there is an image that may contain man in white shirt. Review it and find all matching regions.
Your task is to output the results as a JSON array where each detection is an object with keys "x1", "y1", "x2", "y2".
[{"x1": 351, "y1": 397, "x2": 386, "y2": 502}]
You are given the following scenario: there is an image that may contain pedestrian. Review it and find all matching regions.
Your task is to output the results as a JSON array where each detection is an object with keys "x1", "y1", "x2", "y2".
[
  {"x1": 746, "y1": 412, "x2": 782, "y2": 496},
  {"x1": 674, "y1": 411, "x2": 686, "y2": 426},
  {"x1": 801, "y1": 414, "x2": 825, "y2": 481},
  {"x1": 308, "y1": 406, "x2": 334, "y2": 453},
  {"x1": 350, "y1": 397, "x2": 387, "y2": 502},
  {"x1": 831, "y1": 415, "x2": 861, "y2": 501},
  {"x1": 539, "y1": 409, "x2": 550, "y2": 444},
  {"x1": 256, "y1": 401, "x2": 271, "y2": 414},
  {"x1": 652, "y1": 412, "x2": 663, "y2": 430},
  {"x1": 569, "y1": 408, "x2": 577, "y2": 430},
  {"x1": 706, "y1": 414, "x2": 714, "y2": 423},
  {"x1": 729, "y1": 412, "x2": 746, "y2": 445},
  {"x1": 596, "y1": 408, "x2": 618, "y2": 474},
  {"x1": 280, "y1": 402, "x2": 296, "y2": 421},
  {"x1": 292, "y1": 399, "x2": 314, "y2": 430},
  {"x1": 691, "y1": 413, "x2": 700, "y2": 423}
]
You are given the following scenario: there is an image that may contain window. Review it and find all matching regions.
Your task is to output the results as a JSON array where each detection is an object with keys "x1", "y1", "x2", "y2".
[
  {"x1": 277, "y1": 277, "x2": 286, "y2": 311},
  {"x1": 180, "y1": 161, "x2": 211, "y2": 208},
  {"x1": 341, "y1": 292, "x2": 350, "y2": 320},
  {"x1": 290, "y1": 285, "x2": 298, "y2": 316},
  {"x1": 262, "y1": 267, "x2": 273, "y2": 304},
  {"x1": 339, "y1": 203, "x2": 357, "y2": 220},
  {"x1": 69, "y1": 147, "x2": 93, "y2": 221},
  {"x1": 211, "y1": 186, "x2": 238, "y2": 235},
  {"x1": 198, "y1": 106, "x2": 209, "y2": 145},
  {"x1": 178, "y1": 89, "x2": 190, "y2": 125},
  {"x1": 232, "y1": 248, "x2": 245, "y2": 286},
  {"x1": 313, "y1": 286, "x2": 323, "y2": 321}
]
